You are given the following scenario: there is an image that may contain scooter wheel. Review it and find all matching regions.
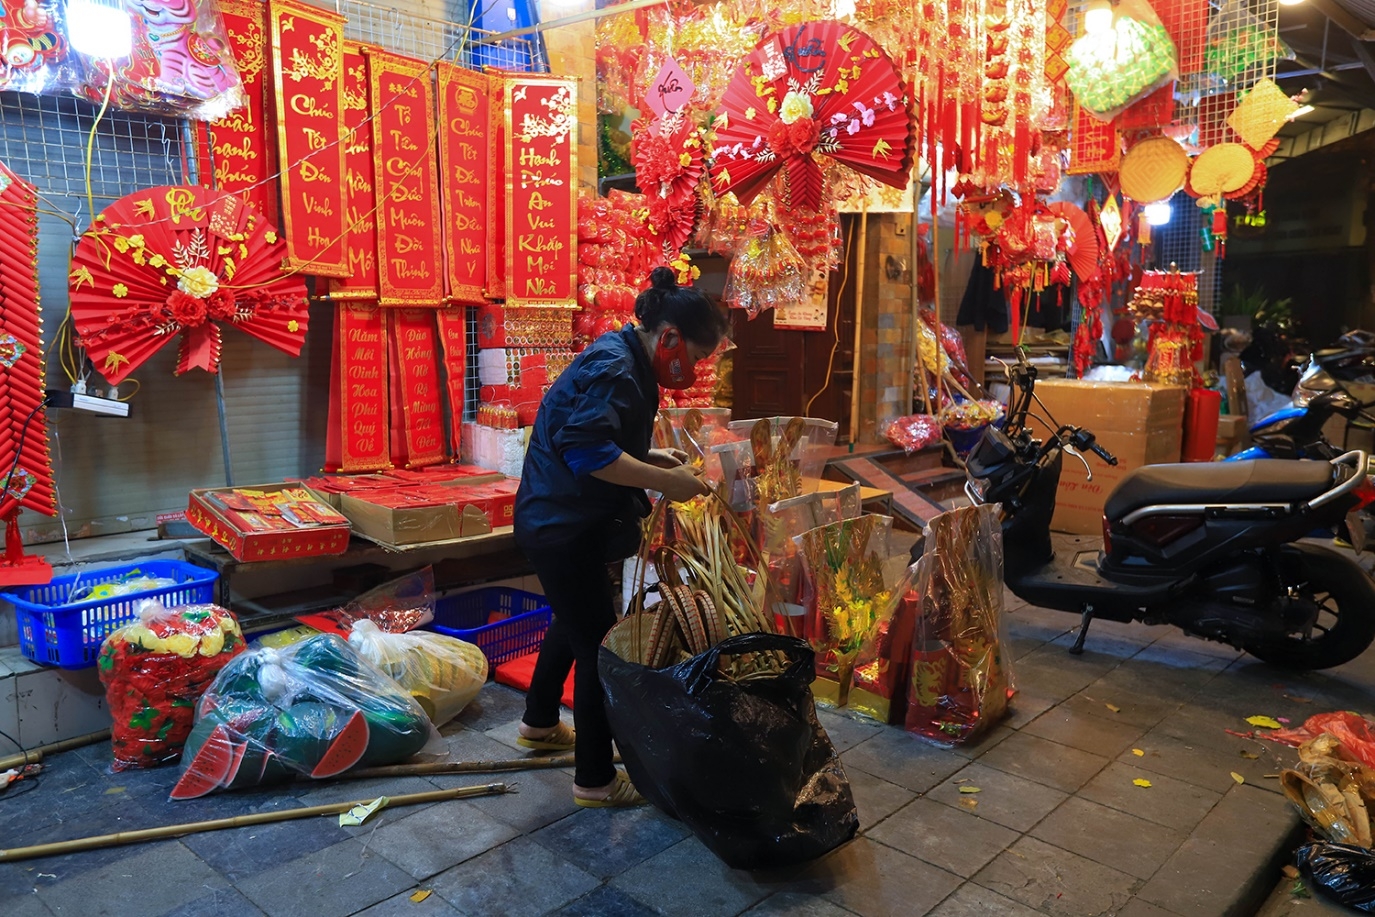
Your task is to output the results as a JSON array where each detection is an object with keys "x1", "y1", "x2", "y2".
[{"x1": 1242, "y1": 544, "x2": 1375, "y2": 670}]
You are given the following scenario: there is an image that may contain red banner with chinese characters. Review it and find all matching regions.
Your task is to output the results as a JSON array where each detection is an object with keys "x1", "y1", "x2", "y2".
[
  {"x1": 326, "y1": 302, "x2": 390, "y2": 472},
  {"x1": 436, "y1": 62, "x2": 489, "y2": 305},
  {"x1": 388, "y1": 310, "x2": 446, "y2": 467},
  {"x1": 206, "y1": 0, "x2": 276, "y2": 221},
  {"x1": 329, "y1": 42, "x2": 380, "y2": 300},
  {"x1": 503, "y1": 76, "x2": 577, "y2": 308},
  {"x1": 435, "y1": 307, "x2": 467, "y2": 457},
  {"x1": 369, "y1": 50, "x2": 443, "y2": 306},
  {"x1": 1067, "y1": 104, "x2": 1120, "y2": 175},
  {"x1": 487, "y1": 75, "x2": 507, "y2": 300},
  {"x1": 269, "y1": 0, "x2": 348, "y2": 276}
]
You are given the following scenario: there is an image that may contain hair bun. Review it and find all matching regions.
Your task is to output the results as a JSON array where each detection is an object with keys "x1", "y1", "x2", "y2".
[{"x1": 648, "y1": 265, "x2": 678, "y2": 291}]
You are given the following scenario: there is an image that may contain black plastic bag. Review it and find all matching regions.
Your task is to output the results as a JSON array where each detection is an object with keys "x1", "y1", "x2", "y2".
[
  {"x1": 600, "y1": 632, "x2": 858, "y2": 870},
  {"x1": 1298, "y1": 843, "x2": 1375, "y2": 912}
]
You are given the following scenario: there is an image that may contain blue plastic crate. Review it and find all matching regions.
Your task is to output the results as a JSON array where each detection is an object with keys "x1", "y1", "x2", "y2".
[
  {"x1": 427, "y1": 587, "x2": 551, "y2": 666},
  {"x1": 5, "y1": 560, "x2": 220, "y2": 669}
]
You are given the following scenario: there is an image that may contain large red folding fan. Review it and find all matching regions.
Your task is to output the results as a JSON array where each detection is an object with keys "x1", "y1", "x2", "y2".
[
  {"x1": 70, "y1": 186, "x2": 310, "y2": 385},
  {"x1": 710, "y1": 21, "x2": 914, "y2": 211}
]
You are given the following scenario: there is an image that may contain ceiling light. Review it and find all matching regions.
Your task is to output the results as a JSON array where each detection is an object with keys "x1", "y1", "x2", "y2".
[
  {"x1": 67, "y1": 0, "x2": 132, "y2": 60},
  {"x1": 1145, "y1": 202, "x2": 1172, "y2": 226},
  {"x1": 1084, "y1": 0, "x2": 1114, "y2": 34},
  {"x1": 1278, "y1": 0, "x2": 1305, "y2": 7},
  {"x1": 1288, "y1": 103, "x2": 1315, "y2": 119}
]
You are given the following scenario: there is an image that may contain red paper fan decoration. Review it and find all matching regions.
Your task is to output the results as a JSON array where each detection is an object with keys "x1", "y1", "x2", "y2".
[
  {"x1": 71, "y1": 186, "x2": 309, "y2": 385},
  {"x1": 1047, "y1": 202, "x2": 1100, "y2": 283},
  {"x1": 710, "y1": 21, "x2": 914, "y2": 211},
  {"x1": 632, "y1": 111, "x2": 707, "y2": 255}
]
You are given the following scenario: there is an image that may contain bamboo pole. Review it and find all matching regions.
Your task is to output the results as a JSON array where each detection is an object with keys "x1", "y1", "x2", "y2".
[
  {"x1": 0, "y1": 783, "x2": 509, "y2": 864},
  {"x1": 849, "y1": 207, "x2": 870, "y2": 442},
  {"x1": 344, "y1": 754, "x2": 622, "y2": 780},
  {"x1": 0, "y1": 729, "x2": 111, "y2": 771}
]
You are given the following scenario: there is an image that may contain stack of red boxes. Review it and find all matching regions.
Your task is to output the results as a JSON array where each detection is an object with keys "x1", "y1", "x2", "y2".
[{"x1": 475, "y1": 304, "x2": 577, "y2": 427}]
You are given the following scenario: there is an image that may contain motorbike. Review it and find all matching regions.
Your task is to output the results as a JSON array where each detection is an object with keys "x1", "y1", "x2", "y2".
[{"x1": 959, "y1": 357, "x2": 1375, "y2": 670}]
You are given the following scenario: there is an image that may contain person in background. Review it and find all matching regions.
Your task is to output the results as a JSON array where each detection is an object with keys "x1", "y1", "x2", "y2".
[{"x1": 513, "y1": 266, "x2": 729, "y2": 807}]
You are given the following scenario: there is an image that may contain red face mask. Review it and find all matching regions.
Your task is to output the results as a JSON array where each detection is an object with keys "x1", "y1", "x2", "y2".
[{"x1": 652, "y1": 327, "x2": 697, "y2": 390}]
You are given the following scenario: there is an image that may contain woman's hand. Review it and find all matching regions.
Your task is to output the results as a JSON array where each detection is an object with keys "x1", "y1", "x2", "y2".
[
  {"x1": 646, "y1": 448, "x2": 689, "y2": 468},
  {"x1": 658, "y1": 464, "x2": 711, "y2": 503}
]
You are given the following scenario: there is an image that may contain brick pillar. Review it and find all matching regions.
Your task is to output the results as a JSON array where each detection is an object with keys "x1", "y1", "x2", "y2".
[
  {"x1": 537, "y1": 0, "x2": 599, "y2": 194},
  {"x1": 855, "y1": 212, "x2": 916, "y2": 443}
]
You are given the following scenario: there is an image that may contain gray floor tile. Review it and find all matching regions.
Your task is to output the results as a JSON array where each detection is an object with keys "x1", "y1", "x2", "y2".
[
  {"x1": 1060, "y1": 686, "x2": 1180, "y2": 730},
  {"x1": 1122, "y1": 733, "x2": 1266, "y2": 795},
  {"x1": 867, "y1": 797, "x2": 1019, "y2": 878},
  {"x1": 1133, "y1": 718, "x2": 1295, "y2": 795},
  {"x1": 529, "y1": 805, "x2": 692, "y2": 879},
  {"x1": 789, "y1": 837, "x2": 962, "y2": 917},
  {"x1": 159, "y1": 886, "x2": 269, "y2": 917},
  {"x1": 429, "y1": 837, "x2": 599, "y2": 917},
  {"x1": 181, "y1": 796, "x2": 359, "y2": 880},
  {"x1": 1077, "y1": 761, "x2": 1223, "y2": 833},
  {"x1": 611, "y1": 837, "x2": 772, "y2": 917},
  {"x1": 840, "y1": 730, "x2": 967, "y2": 794},
  {"x1": 845, "y1": 768, "x2": 916, "y2": 832},
  {"x1": 36, "y1": 841, "x2": 227, "y2": 917},
  {"x1": 1046, "y1": 625, "x2": 1155, "y2": 661},
  {"x1": 740, "y1": 891, "x2": 859, "y2": 916},
  {"x1": 1088, "y1": 658, "x2": 1217, "y2": 706},
  {"x1": 456, "y1": 684, "x2": 530, "y2": 731},
  {"x1": 360, "y1": 796, "x2": 521, "y2": 879},
  {"x1": 453, "y1": 767, "x2": 581, "y2": 833},
  {"x1": 1115, "y1": 899, "x2": 1190, "y2": 917},
  {"x1": 948, "y1": 725, "x2": 1014, "y2": 760},
  {"x1": 1128, "y1": 643, "x2": 1236, "y2": 676},
  {"x1": 1001, "y1": 690, "x2": 1059, "y2": 730},
  {"x1": 925, "y1": 762, "x2": 1068, "y2": 832},
  {"x1": 816, "y1": 708, "x2": 885, "y2": 753},
  {"x1": 926, "y1": 882, "x2": 1043, "y2": 916},
  {"x1": 296, "y1": 775, "x2": 441, "y2": 808},
  {"x1": 353, "y1": 889, "x2": 465, "y2": 917},
  {"x1": 4, "y1": 893, "x2": 53, "y2": 917},
  {"x1": 971, "y1": 836, "x2": 1140, "y2": 917},
  {"x1": 1029, "y1": 796, "x2": 1187, "y2": 880},
  {"x1": 235, "y1": 839, "x2": 416, "y2": 917},
  {"x1": 548, "y1": 884, "x2": 662, "y2": 917},
  {"x1": 977, "y1": 731, "x2": 1110, "y2": 793},
  {"x1": 1021, "y1": 705, "x2": 1148, "y2": 758}
]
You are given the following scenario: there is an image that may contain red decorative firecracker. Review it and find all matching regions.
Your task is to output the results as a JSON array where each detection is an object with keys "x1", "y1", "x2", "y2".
[{"x1": 1130, "y1": 266, "x2": 1203, "y2": 386}]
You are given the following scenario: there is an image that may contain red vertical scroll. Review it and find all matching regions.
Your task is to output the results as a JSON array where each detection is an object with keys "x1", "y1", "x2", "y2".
[
  {"x1": 269, "y1": 0, "x2": 349, "y2": 277},
  {"x1": 503, "y1": 76, "x2": 578, "y2": 308},
  {"x1": 436, "y1": 62, "x2": 489, "y2": 305},
  {"x1": 435, "y1": 307, "x2": 467, "y2": 457},
  {"x1": 330, "y1": 42, "x2": 380, "y2": 300},
  {"x1": 206, "y1": 0, "x2": 277, "y2": 221},
  {"x1": 487, "y1": 74, "x2": 506, "y2": 300},
  {"x1": 325, "y1": 302, "x2": 390, "y2": 472},
  {"x1": 368, "y1": 50, "x2": 444, "y2": 306},
  {"x1": 388, "y1": 310, "x2": 446, "y2": 467}
]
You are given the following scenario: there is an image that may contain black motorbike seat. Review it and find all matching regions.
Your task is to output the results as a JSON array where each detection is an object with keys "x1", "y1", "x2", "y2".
[{"x1": 1103, "y1": 459, "x2": 1336, "y2": 519}]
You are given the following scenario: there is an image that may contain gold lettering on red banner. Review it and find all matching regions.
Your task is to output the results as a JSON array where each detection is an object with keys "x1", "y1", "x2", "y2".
[
  {"x1": 503, "y1": 77, "x2": 577, "y2": 308},
  {"x1": 269, "y1": 0, "x2": 348, "y2": 276},
  {"x1": 436, "y1": 62, "x2": 489, "y2": 305},
  {"x1": 487, "y1": 77, "x2": 505, "y2": 300},
  {"x1": 389, "y1": 310, "x2": 446, "y2": 467},
  {"x1": 329, "y1": 42, "x2": 380, "y2": 300},
  {"x1": 325, "y1": 301, "x2": 390, "y2": 471},
  {"x1": 435, "y1": 307, "x2": 467, "y2": 456},
  {"x1": 207, "y1": 0, "x2": 277, "y2": 221}
]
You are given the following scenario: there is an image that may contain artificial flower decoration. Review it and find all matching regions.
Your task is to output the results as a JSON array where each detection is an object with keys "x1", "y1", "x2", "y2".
[
  {"x1": 711, "y1": 21, "x2": 914, "y2": 212},
  {"x1": 631, "y1": 109, "x2": 709, "y2": 255},
  {"x1": 70, "y1": 186, "x2": 310, "y2": 385}
]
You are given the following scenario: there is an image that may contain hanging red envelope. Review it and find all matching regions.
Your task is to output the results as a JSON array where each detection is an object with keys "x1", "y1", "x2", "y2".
[
  {"x1": 206, "y1": 0, "x2": 278, "y2": 222},
  {"x1": 436, "y1": 62, "x2": 490, "y2": 306},
  {"x1": 330, "y1": 42, "x2": 381, "y2": 301},
  {"x1": 325, "y1": 301, "x2": 390, "y2": 473},
  {"x1": 269, "y1": 0, "x2": 349, "y2": 276},
  {"x1": 503, "y1": 76, "x2": 578, "y2": 308}
]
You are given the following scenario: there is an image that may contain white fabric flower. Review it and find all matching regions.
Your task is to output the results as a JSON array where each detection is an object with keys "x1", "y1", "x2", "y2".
[
  {"x1": 177, "y1": 266, "x2": 219, "y2": 299},
  {"x1": 778, "y1": 91, "x2": 814, "y2": 125}
]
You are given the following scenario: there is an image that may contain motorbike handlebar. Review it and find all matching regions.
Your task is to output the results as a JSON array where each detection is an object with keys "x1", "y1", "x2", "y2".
[{"x1": 1089, "y1": 442, "x2": 1119, "y2": 466}]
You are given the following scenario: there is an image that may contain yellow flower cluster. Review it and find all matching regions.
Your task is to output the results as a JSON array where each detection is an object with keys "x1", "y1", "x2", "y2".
[{"x1": 121, "y1": 615, "x2": 239, "y2": 658}]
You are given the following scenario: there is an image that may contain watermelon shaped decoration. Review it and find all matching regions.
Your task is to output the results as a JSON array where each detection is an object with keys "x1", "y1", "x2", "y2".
[{"x1": 169, "y1": 635, "x2": 432, "y2": 798}]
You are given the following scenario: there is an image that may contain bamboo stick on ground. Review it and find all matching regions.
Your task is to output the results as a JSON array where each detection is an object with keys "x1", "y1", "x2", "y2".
[
  {"x1": 344, "y1": 754, "x2": 620, "y2": 780},
  {"x1": 0, "y1": 729, "x2": 111, "y2": 771},
  {"x1": 0, "y1": 783, "x2": 509, "y2": 864}
]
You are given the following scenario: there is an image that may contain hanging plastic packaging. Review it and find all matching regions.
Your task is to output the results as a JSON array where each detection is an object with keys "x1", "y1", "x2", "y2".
[
  {"x1": 347, "y1": 620, "x2": 487, "y2": 727},
  {"x1": 1204, "y1": 0, "x2": 1292, "y2": 86},
  {"x1": 883, "y1": 414, "x2": 944, "y2": 454},
  {"x1": 1065, "y1": 0, "x2": 1178, "y2": 122},
  {"x1": 722, "y1": 219, "x2": 806, "y2": 319},
  {"x1": 905, "y1": 504, "x2": 1014, "y2": 745},
  {"x1": 0, "y1": 0, "x2": 83, "y2": 96},
  {"x1": 98, "y1": 600, "x2": 246, "y2": 771},
  {"x1": 170, "y1": 635, "x2": 436, "y2": 798}
]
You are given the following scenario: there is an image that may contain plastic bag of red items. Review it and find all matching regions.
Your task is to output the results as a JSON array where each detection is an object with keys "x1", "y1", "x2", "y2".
[
  {"x1": 1271, "y1": 712, "x2": 1375, "y2": 769},
  {"x1": 98, "y1": 601, "x2": 247, "y2": 771},
  {"x1": 575, "y1": 191, "x2": 657, "y2": 349},
  {"x1": 884, "y1": 414, "x2": 943, "y2": 454}
]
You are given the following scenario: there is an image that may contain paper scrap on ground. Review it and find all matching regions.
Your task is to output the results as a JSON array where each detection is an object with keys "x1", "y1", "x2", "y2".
[
  {"x1": 1240, "y1": 750, "x2": 1260, "y2": 759},
  {"x1": 1132, "y1": 748, "x2": 1145, "y2": 757},
  {"x1": 959, "y1": 786, "x2": 981, "y2": 794},
  {"x1": 410, "y1": 890, "x2": 432, "y2": 903},
  {"x1": 1105, "y1": 703, "x2": 1121, "y2": 713},
  {"x1": 1133, "y1": 778, "x2": 1153, "y2": 788},
  {"x1": 339, "y1": 796, "x2": 389, "y2": 827},
  {"x1": 1246, "y1": 716, "x2": 1282, "y2": 729},
  {"x1": 1231, "y1": 772, "x2": 1246, "y2": 784}
]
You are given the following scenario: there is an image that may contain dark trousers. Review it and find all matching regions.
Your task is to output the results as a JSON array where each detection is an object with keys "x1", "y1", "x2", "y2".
[{"x1": 521, "y1": 537, "x2": 618, "y2": 789}]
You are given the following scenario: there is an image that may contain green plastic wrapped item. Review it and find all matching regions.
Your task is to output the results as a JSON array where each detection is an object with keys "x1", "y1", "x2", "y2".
[
  {"x1": 169, "y1": 634, "x2": 436, "y2": 798},
  {"x1": 1205, "y1": 0, "x2": 1290, "y2": 85},
  {"x1": 1066, "y1": 0, "x2": 1178, "y2": 121}
]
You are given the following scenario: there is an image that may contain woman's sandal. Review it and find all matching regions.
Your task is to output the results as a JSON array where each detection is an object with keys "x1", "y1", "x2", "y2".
[
  {"x1": 516, "y1": 721, "x2": 576, "y2": 751},
  {"x1": 574, "y1": 772, "x2": 646, "y2": 809}
]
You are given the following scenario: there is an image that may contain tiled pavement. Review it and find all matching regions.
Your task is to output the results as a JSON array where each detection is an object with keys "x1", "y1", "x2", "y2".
[{"x1": 3, "y1": 594, "x2": 1373, "y2": 917}]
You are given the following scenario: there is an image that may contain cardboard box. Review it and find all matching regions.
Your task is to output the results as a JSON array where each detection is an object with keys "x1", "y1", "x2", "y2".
[
  {"x1": 338, "y1": 479, "x2": 519, "y2": 546},
  {"x1": 1031, "y1": 379, "x2": 1186, "y2": 534},
  {"x1": 188, "y1": 483, "x2": 351, "y2": 561}
]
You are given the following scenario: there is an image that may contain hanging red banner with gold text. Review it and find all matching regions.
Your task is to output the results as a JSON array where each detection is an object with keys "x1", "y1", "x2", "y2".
[
  {"x1": 503, "y1": 76, "x2": 577, "y2": 308},
  {"x1": 205, "y1": 0, "x2": 277, "y2": 221},
  {"x1": 388, "y1": 310, "x2": 446, "y2": 467},
  {"x1": 435, "y1": 307, "x2": 467, "y2": 457},
  {"x1": 436, "y1": 62, "x2": 489, "y2": 305},
  {"x1": 487, "y1": 78, "x2": 506, "y2": 300},
  {"x1": 369, "y1": 50, "x2": 444, "y2": 306},
  {"x1": 269, "y1": 0, "x2": 349, "y2": 276},
  {"x1": 330, "y1": 42, "x2": 380, "y2": 300},
  {"x1": 326, "y1": 301, "x2": 390, "y2": 472}
]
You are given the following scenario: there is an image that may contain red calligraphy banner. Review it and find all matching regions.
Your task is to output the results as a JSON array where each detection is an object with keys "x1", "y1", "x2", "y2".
[
  {"x1": 269, "y1": 0, "x2": 348, "y2": 276},
  {"x1": 487, "y1": 73, "x2": 506, "y2": 300},
  {"x1": 388, "y1": 310, "x2": 446, "y2": 467},
  {"x1": 435, "y1": 307, "x2": 467, "y2": 457},
  {"x1": 436, "y1": 62, "x2": 489, "y2": 305},
  {"x1": 330, "y1": 42, "x2": 380, "y2": 300},
  {"x1": 503, "y1": 76, "x2": 577, "y2": 308},
  {"x1": 206, "y1": 0, "x2": 277, "y2": 221},
  {"x1": 369, "y1": 50, "x2": 444, "y2": 306},
  {"x1": 1067, "y1": 104, "x2": 1120, "y2": 175},
  {"x1": 326, "y1": 302, "x2": 390, "y2": 472}
]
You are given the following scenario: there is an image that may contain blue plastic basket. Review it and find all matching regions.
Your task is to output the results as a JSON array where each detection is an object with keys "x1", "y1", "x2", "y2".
[
  {"x1": 427, "y1": 587, "x2": 551, "y2": 666},
  {"x1": 5, "y1": 560, "x2": 220, "y2": 669}
]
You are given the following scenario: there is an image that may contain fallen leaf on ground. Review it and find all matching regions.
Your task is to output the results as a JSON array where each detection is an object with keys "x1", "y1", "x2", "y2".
[
  {"x1": 1246, "y1": 716, "x2": 1282, "y2": 729},
  {"x1": 1240, "y1": 750, "x2": 1260, "y2": 759},
  {"x1": 960, "y1": 798, "x2": 978, "y2": 810},
  {"x1": 1105, "y1": 703, "x2": 1121, "y2": 713},
  {"x1": 1133, "y1": 778, "x2": 1153, "y2": 788},
  {"x1": 103, "y1": 787, "x2": 125, "y2": 795},
  {"x1": 1132, "y1": 748, "x2": 1145, "y2": 757},
  {"x1": 1282, "y1": 865, "x2": 1300, "y2": 880},
  {"x1": 1283, "y1": 694, "x2": 1313, "y2": 704},
  {"x1": 410, "y1": 890, "x2": 432, "y2": 903},
  {"x1": 1231, "y1": 772, "x2": 1246, "y2": 784},
  {"x1": 959, "y1": 786, "x2": 982, "y2": 794}
]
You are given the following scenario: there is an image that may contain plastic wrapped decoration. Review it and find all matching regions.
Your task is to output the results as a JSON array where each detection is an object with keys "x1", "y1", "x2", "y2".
[
  {"x1": 335, "y1": 566, "x2": 436, "y2": 634},
  {"x1": 712, "y1": 416, "x2": 840, "y2": 511},
  {"x1": 98, "y1": 601, "x2": 246, "y2": 771},
  {"x1": 939, "y1": 399, "x2": 1006, "y2": 457},
  {"x1": 906, "y1": 504, "x2": 1013, "y2": 746},
  {"x1": 849, "y1": 576, "x2": 919, "y2": 724},
  {"x1": 1205, "y1": 0, "x2": 1290, "y2": 87},
  {"x1": 759, "y1": 486, "x2": 861, "y2": 626},
  {"x1": 653, "y1": 407, "x2": 735, "y2": 484},
  {"x1": 884, "y1": 414, "x2": 944, "y2": 454},
  {"x1": 0, "y1": 0, "x2": 82, "y2": 95},
  {"x1": 1065, "y1": 0, "x2": 1178, "y2": 122},
  {"x1": 170, "y1": 634, "x2": 435, "y2": 798},
  {"x1": 722, "y1": 218, "x2": 805, "y2": 319},
  {"x1": 1131, "y1": 267, "x2": 1203, "y2": 386},
  {"x1": 347, "y1": 621, "x2": 487, "y2": 727},
  {"x1": 1280, "y1": 731, "x2": 1375, "y2": 849}
]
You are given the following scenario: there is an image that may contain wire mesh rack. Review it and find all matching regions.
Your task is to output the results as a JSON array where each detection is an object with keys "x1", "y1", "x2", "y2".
[{"x1": 1149, "y1": 189, "x2": 1223, "y2": 314}]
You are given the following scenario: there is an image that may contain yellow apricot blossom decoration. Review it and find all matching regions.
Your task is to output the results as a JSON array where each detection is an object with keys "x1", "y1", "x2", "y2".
[{"x1": 112, "y1": 283, "x2": 129, "y2": 298}]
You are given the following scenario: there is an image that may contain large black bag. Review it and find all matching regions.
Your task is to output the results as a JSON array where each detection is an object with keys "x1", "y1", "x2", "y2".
[
  {"x1": 599, "y1": 632, "x2": 859, "y2": 870},
  {"x1": 1298, "y1": 843, "x2": 1375, "y2": 912}
]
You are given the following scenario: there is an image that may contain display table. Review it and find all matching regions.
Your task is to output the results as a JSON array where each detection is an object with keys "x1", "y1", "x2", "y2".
[{"x1": 811, "y1": 478, "x2": 895, "y2": 516}]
